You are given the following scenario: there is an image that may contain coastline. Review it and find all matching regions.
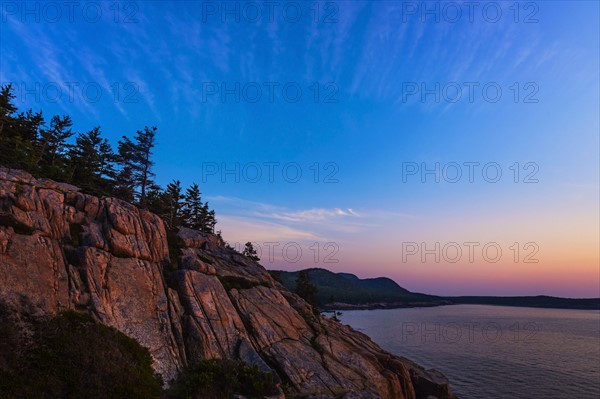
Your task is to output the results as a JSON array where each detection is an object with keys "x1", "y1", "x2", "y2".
[
  {"x1": 337, "y1": 303, "x2": 600, "y2": 399},
  {"x1": 322, "y1": 298, "x2": 600, "y2": 312},
  {"x1": 321, "y1": 300, "x2": 453, "y2": 311}
]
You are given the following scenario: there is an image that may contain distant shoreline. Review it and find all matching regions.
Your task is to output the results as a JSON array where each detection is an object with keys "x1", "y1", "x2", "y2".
[
  {"x1": 322, "y1": 297, "x2": 600, "y2": 312},
  {"x1": 271, "y1": 268, "x2": 600, "y2": 312},
  {"x1": 443, "y1": 296, "x2": 600, "y2": 310},
  {"x1": 321, "y1": 300, "x2": 452, "y2": 311}
]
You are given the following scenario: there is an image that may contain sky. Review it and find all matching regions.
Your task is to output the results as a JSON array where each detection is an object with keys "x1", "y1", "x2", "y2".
[{"x1": 1, "y1": 1, "x2": 598, "y2": 297}]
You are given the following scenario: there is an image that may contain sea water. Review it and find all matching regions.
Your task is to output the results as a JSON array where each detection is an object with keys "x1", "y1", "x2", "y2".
[{"x1": 339, "y1": 304, "x2": 600, "y2": 399}]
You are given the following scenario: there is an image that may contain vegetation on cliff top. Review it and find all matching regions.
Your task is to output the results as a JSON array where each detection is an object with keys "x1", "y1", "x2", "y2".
[{"x1": 0, "y1": 83, "x2": 217, "y2": 233}]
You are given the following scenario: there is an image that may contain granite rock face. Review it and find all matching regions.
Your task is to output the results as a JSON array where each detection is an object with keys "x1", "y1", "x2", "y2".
[{"x1": 0, "y1": 167, "x2": 457, "y2": 399}]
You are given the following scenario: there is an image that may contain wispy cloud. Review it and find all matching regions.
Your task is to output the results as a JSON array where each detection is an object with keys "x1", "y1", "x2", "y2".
[
  {"x1": 217, "y1": 215, "x2": 326, "y2": 244},
  {"x1": 256, "y1": 207, "x2": 360, "y2": 223},
  {"x1": 208, "y1": 195, "x2": 360, "y2": 222},
  {"x1": 207, "y1": 195, "x2": 416, "y2": 243}
]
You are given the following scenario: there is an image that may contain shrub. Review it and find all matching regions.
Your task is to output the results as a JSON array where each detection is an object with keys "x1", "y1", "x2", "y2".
[
  {"x1": 0, "y1": 308, "x2": 163, "y2": 399},
  {"x1": 166, "y1": 359, "x2": 279, "y2": 399}
]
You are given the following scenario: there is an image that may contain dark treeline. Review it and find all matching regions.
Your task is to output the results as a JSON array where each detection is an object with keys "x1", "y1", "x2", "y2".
[
  {"x1": 0, "y1": 84, "x2": 217, "y2": 233},
  {"x1": 149, "y1": 180, "x2": 217, "y2": 233}
]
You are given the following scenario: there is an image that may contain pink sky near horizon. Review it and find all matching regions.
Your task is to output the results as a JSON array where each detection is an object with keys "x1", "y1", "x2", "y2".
[{"x1": 218, "y1": 199, "x2": 600, "y2": 298}]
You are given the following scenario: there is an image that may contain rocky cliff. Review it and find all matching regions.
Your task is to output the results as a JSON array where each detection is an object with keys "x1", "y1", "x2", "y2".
[{"x1": 0, "y1": 167, "x2": 457, "y2": 399}]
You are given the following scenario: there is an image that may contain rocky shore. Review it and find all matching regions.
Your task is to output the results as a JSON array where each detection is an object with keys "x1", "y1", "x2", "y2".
[{"x1": 0, "y1": 167, "x2": 457, "y2": 399}]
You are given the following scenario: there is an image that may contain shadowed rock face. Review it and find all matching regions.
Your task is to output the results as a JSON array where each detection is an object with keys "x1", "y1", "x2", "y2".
[{"x1": 0, "y1": 167, "x2": 457, "y2": 399}]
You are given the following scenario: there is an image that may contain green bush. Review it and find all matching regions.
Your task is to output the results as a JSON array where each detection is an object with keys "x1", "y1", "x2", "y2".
[
  {"x1": 0, "y1": 308, "x2": 163, "y2": 399},
  {"x1": 166, "y1": 359, "x2": 279, "y2": 399},
  {"x1": 0, "y1": 307, "x2": 279, "y2": 399}
]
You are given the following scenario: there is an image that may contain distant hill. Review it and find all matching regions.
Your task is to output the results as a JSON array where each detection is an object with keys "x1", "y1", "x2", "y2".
[
  {"x1": 269, "y1": 268, "x2": 443, "y2": 308},
  {"x1": 270, "y1": 268, "x2": 600, "y2": 310}
]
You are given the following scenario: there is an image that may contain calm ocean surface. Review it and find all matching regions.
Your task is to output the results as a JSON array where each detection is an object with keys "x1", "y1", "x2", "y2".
[{"x1": 339, "y1": 305, "x2": 600, "y2": 399}]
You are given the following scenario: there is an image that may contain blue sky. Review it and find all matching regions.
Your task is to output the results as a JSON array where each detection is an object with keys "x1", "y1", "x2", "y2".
[{"x1": 1, "y1": 1, "x2": 598, "y2": 296}]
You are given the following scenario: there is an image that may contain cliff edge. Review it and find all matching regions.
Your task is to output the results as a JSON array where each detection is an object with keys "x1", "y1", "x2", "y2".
[{"x1": 0, "y1": 167, "x2": 457, "y2": 399}]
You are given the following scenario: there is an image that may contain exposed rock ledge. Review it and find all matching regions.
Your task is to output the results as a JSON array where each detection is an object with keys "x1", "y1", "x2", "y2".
[{"x1": 0, "y1": 167, "x2": 457, "y2": 399}]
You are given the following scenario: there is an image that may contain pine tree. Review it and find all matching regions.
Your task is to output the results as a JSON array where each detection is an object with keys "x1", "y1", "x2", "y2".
[
  {"x1": 200, "y1": 202, "x2": 210, "y2": 232},
  {"x1": 295, "y1": 270, "x2": 319, "y2": 311},
  {"x1": 112, "y1": 166, "x2": 136, "y2": 203},
  {"x1": 0, "y1": 84, "x2": 33, "y2": 168},
  {"x1": 215, "y1": 230, "x2": 224, "y2": 245},
  {"x1": 117, "y1": 126, "x2": 156, "y2": 207},
  {"x1": 182, "y1": 183, "x2": 203, "y2": 230},
  {"x1": 207, "y1": 209, "x2": 216, "y2": 233},
  {"x1": 196, "y1": 202, "x2": 217, "y2": 233},
  {"x1": 164, "y1": 180, "x2": 184, "y2": 228},
  {"x1": 33, "y1": 115, "x2": 74, "y2": 179},
  {"x1": 98, "y1": 138, "x2": 117, "y2": 184},
  {"x1": 0, "y1": 85, "x2": 45, "y2": 171},
  {"x1": 17, "y1": 110, "x2": 45, "y2": 169},
  {"x1": 134, "y1": 126, "x2": 156, "y2": 207},
  {"x1": 68, "y1": 127, "x2": 116, "y2": 195},
  {"x1": 0, "y1": 84, "x2": 17, "y2": 134},
  {"x1": 145, "y1": 184, "x2": 168, "y2": 216},
  {"x1": 243, "y1": 242, "x2": 260, "y2": 261}
]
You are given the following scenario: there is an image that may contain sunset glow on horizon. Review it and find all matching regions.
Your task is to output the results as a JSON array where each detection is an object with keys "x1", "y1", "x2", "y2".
[{"x1": 2, "y1": 1, "x2": 598, "y2": 298}]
